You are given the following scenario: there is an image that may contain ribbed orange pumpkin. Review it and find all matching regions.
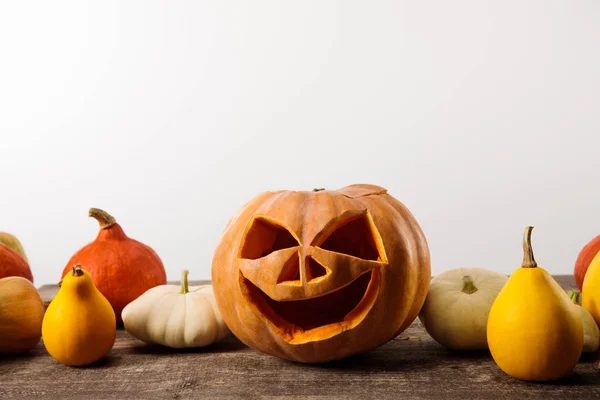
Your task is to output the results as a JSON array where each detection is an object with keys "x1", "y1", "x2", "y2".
[
  {"x1": 0, "y1": 242, "x2": 33, "y2": 283},
  {"x1": 61, "y1": 208, "x2": 167, "y2": 323},
  {"x1": 574, "y1": 235, "x2": 600, "y2": 289},
  {"x1": 212, "y1": 184, "x2": 431, "y2": 363}
]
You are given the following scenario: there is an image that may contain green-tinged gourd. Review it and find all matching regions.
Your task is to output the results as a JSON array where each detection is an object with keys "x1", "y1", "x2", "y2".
[
  {"x1": 582, "y1": 251, "x2": 600, "y2": 326},
  {"x1": 419, "y1": 268, "x2": 508, "y2": 350},
  {"x1": 0, "y1": 241, "x2": 33, "y2": 282},
  {"x1": 568, "y1": 289, "x2": 600, "y2": 353},
  {"x1": 0, "y1": 232, "x2": 28, "y2": 262}
]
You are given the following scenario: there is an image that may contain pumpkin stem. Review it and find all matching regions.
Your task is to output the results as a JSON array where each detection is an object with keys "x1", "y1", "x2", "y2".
[
  {"x1": 72, "y1": 264, "x2": 84, "y2": 277},
  {"x1": 89, "y1": 208, "x2": 117, "y2": 230},
  {"x1": 461, "y1": 276, "x2": 478, "y2": 294},
  {"x1": 313, "y1": 188, "x2": 325, "y2": 192},
  {"x1": 522, "y1": 226, "x2": 537, "y2": 268},
  {"x1": 180, "y1": 270, "x2": 189, "y2": 294},
  {"x1": 568, "y1": 289, "x2": 582, "y2": 305}
]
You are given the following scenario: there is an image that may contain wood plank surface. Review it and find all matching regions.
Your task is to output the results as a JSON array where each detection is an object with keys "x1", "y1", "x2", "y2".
[{"x1": 1, "y1": 276, "x2": 598, "y2": 399}]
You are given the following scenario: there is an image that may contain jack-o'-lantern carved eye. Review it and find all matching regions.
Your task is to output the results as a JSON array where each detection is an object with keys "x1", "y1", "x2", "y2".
[
  {"x1": 312, "y1": 210, "x2": 387, "y2": 263},
  {"x1": 239, "y1": 216, "x2": 300, "y2": 260}
]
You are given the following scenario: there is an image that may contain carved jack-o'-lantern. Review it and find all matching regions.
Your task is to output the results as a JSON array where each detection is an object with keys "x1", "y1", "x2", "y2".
[{"x1": 212, "y1": 184, "x2": 430, "y2": 363}]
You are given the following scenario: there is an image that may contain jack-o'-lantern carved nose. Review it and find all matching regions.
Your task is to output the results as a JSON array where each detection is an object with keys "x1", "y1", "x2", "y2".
[
  {"x1": 238, "y1": 211, "x2": 388, "y2": 301},
  {"x1": 276, "y1": 256, "x2": 330, "y2": 285},
  {"x1": 306, "y1": 257, "x2": 328, "y2": 281}
]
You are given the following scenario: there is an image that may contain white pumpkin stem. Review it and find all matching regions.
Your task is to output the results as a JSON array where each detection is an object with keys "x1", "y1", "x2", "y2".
[
  {"x1": 89, "y1": 208, "x2": 117, "y2": 229},
  {"x1": 522, "y1": 226, "x2": 538, "y2": 268},
  {"x1": 181, "y1": 270, "x2": 189, "y2": 294},
  {"x1": 461, "y1": 276, "x2": 478, "y2": 294},
  {"x1": 568, "y1": 289, "x2": 582, "y2": 305}
]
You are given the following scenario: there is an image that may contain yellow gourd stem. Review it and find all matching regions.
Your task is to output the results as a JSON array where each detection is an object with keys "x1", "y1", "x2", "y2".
[
  {"x1": 568, "y1": 289, "x2": 582, "y2": 305},
  {"x1": 89, "y1": 208, "x2": 117, "y2": 229},
  {"x1": 313, "y1": 188, "x2": 325, "y2": 192},
  {"x1": 72, "y1": 264, "x2": 84, "y2": 277},
  {"x1": 180, "y1": 270, "x2": 189, "y2": 294},
  {"x1": 522, "y1": 226, "x2": 538, "y2": 268},
  {"x1": 461, "y1": 276, "x2": 478, "y2": 294}
]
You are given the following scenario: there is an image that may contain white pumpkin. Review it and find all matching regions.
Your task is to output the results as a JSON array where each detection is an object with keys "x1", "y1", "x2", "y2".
[
  {"x1": 568, "y1": 290, "x2": 600, "y2": 353},
  {"x1": 419, "y1": 267, "x2": 508, "y2": 350},
  {"x1": 122, "y1": 270, "x2": 230, "y2": 348}
]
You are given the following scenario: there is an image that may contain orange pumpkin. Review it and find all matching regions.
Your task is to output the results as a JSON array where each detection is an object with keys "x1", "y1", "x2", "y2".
[
  {"x1": 61, "y1": 208, "x2": 167, "y2": 323},
  {"x1": 212, "y1": 184, "x2": 431, "y2": 363},
  {"x1": 0, "y1": 242, "x2": 33, "y2": 282},
  {"x1": 574, "y1": 235, "x2": 600, "y2": 289}
]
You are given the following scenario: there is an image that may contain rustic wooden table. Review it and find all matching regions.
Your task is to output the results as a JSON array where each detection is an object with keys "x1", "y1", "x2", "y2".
[{"x1": 1, "y1": 276, "x2": 599, "y2": 399}]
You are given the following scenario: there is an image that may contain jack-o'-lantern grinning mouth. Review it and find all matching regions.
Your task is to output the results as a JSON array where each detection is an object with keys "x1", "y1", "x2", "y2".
[{"x1": 240, "y1": 269, "x2": 380, "y2": 344}]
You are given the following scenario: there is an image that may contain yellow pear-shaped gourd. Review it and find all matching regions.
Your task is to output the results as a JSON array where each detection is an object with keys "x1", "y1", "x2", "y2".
[
  {"x1": 487, "y1": 227, "x2": 583, "y2": 381},
  {"x1": 42, "y1": 265, "x2": 116, "y2": 366},
  {"x1": 582, "y1": 251, "x2": 600, "y2": 325}
]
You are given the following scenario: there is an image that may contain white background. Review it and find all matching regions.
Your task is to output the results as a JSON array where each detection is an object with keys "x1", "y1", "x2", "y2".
[{"x1": 1, "y1": 1, "x2": 599, "y2": 285}]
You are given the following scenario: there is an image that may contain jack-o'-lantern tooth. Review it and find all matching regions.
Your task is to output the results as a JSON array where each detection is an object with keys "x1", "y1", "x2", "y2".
[
  {"x1": 313, "y1": 210, "x2": 387, "y2": 262},
  {"x1": 239, "y1": 216, "x2": 300, "y2": 260}
]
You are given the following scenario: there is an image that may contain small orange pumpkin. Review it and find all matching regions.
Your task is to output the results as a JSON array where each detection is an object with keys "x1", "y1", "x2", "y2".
[
  {"x1": 0, "y1": 242, "x2": 33, "y2": 282},
  {"x1": 61, "y1": 208, "x2": 167, "y2": 323},
  {"x1": 574, "y1": 235, "x2": 600, "y2": 289},
  {"x1": 212, "y1": 184, "x2": 431, "y2": 363}
]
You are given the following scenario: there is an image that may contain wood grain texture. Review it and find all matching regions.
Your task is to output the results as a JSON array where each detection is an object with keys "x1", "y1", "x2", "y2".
[{"x1": 1, "y1": 276, "x2": 598, "y2": 399}]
